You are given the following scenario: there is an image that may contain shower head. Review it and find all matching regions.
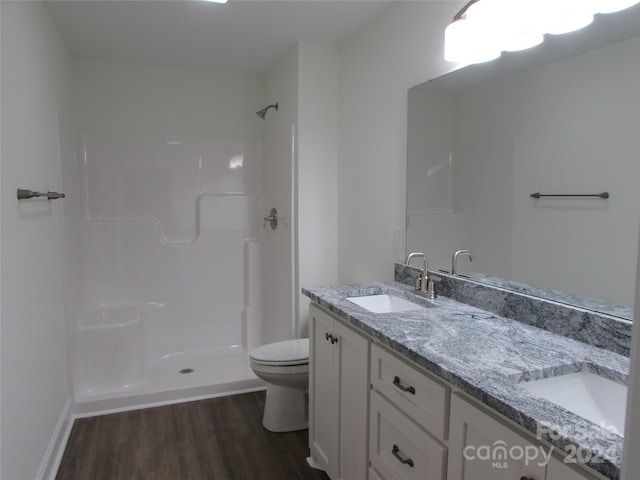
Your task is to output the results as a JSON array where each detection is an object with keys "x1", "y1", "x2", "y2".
[{"x1": 256, "y1": 102, "x2": 279, "y2": 119}]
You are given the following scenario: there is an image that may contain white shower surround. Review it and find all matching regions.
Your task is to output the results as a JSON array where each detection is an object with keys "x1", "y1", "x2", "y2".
[{"x1": 65, "y1": 131, "x2": 293, "y2": 412}]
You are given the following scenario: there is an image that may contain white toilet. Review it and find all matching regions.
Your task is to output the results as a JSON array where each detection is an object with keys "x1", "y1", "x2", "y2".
[{"x1": 249, "y1": 338, "x2": 309, "y2": 432}]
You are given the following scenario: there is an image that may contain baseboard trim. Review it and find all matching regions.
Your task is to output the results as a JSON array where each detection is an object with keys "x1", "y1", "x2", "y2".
[
  {"x1": 36, "y1": 397, "x2": 74, "y2": 480},
  {"x1": 307, "y1": 455, "x2": 325, "y2": 470}
]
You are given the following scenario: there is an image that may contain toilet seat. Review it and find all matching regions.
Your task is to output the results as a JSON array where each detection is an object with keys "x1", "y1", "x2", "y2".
[{"x1": 249, "y1": 338, "x2": 309, "y2": 366}]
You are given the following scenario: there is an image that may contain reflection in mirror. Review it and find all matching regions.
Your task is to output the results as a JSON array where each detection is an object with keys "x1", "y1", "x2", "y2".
[{"x1": 406, "y1": 6, "x2": 640, "y2": 320}]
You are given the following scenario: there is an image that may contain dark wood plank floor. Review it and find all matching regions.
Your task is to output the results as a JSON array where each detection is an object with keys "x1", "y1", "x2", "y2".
[{"x1": 56, "y1": 391, "x2": 330, "y2": 480}]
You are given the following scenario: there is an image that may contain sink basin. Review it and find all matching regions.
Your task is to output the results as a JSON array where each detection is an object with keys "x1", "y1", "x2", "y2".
[
  {"x1": 346, "y1": 294, "x2": 426, "y2": 314},
  {"x1": 521, "y1": 371, "x2": 627, "y2": 436}
]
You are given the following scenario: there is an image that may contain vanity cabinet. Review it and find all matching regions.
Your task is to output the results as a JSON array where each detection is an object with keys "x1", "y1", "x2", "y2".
[
  {"x1": 369, "y1": 344, "x2": 449, "y2": 480},
  {"x1": 448, "y1": 394, "x2": 548, "y2": 480},
  {"x1": 308, "y1": 302, "x2": 602, "y2": 480},
  {"x1": 448, "y1": 394, "x2": 600, "y2": 480},
  {"x1": 546, "y1": 457, "x2": 600, "y2": 480},
  {"x1": 308, "y1": 304, "x2": 370, "y2": 480}
]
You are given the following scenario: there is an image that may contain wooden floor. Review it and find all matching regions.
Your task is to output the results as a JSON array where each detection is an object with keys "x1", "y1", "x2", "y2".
[{"x1": 56, "y1": 391, "x2": 330, "y2": 480}]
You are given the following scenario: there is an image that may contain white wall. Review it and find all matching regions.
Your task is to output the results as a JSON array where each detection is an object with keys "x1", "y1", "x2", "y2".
[
  {"x1": 264, "y1": 42, "x2": 339, "y2": 340},
  {"x1": 1, "y1": 2, "x2": 73, "y2": 479},
  {"x1": 264, "y1": 44, "x2": 299, "y2": 343},
  {"x1": 73, "y1": 60, "x2": 265, "y2": 138},
  {"x1": 337, "y1": 1, "x2": 465, "y2": 283},
  {"x1": 297, "y1": 42, "x2": 339, "y2": 336}
]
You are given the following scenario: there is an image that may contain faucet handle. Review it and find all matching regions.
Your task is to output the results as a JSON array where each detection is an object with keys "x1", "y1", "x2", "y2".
[{"x1": 426, "y1": 275, "x2": 441, "y2": 299}]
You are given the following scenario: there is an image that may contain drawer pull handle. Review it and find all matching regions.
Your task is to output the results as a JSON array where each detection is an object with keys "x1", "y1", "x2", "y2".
[
  {"x1": 392, "y1": 444, "x2": 414, "y2": 467},
  {"x1": 325, "y1": 332, "x2": 339, "y2": 344},
  {"x1": 520, "y1": 477, "x2": 535, "y2": 480},
  {"x1": 393, "y1": 376, "x2": 416, "y2": 394}
]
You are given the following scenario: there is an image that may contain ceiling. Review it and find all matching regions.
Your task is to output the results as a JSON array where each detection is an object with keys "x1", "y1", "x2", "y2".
[{"x1": 45, "y1": 0, "x2": 394, "y2": 75}]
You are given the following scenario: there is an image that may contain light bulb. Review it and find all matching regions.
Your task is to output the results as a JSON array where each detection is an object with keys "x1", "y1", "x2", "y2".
[
  {"x1": 546, "y1": 12, "x2": 594, "y2": 35},
  {"x1": 444, "y1": 19, "x2": 472, "y2": 62},
  {"x1": 445, "y1": 17, "x2": 501, "y2": 64},
  {"x1": 505, "y1": 34, "x2": 544, "y2": 52}
]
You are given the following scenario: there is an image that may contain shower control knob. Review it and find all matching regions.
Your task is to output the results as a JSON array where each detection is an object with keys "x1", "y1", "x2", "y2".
[{"x1": 263, "y1": 208, "x2": 278, "y2": 230}]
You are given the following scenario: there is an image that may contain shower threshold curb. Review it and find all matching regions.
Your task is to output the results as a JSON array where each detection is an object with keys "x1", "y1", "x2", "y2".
[{"x1": 71, "y1": 378, "x2": 266, "y2": 418}]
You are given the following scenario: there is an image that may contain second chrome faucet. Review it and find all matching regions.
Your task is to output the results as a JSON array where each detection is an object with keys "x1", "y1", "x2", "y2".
[{"x1": 452, "y1": 249, "x2": 473, "y2": 276}]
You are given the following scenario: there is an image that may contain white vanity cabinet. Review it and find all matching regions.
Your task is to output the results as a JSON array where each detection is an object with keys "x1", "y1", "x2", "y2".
[
  {"x1": 449, "y1": 395, "x2": 549, "y2": 480},
  {"x1": 369, "y1": 344, "x2": 449, "y2": 480},
  {"x1": 448, "y1": 394, "x2": 600, "y2": 480},
  {"x1": 308, "y1": 301, "x2": 604, "y2": 480},
  {"x1": 308, "y1": 304, "x2": 370, "y2": 480},
  {"x1": 546, "y1": 457, "x2": 600, "y2": 480},
  {"x1": 448, "y1": 394, "x2": 548, "y2": 480}
]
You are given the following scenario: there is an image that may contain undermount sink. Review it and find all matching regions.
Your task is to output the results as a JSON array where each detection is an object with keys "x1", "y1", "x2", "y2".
[
  {"x1": 521, "y1": 371, "x2": 627, "y2": 436},
  {"x1": 346, "y1": 294, "x2": 427, "y2": 314}
]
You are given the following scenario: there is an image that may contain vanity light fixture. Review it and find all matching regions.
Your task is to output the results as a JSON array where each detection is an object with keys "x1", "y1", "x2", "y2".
[
  {"x1": 201, "y1": 0, "x2": 228, "y2": 3},
  {"x1": 444, "y1": 0, "x2": 640, "y2": 65}
]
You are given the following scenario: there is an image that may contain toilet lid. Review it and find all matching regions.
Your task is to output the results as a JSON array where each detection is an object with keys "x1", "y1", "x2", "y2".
[{"x1": 249, "y1": 338, "x2": 309, "y2": 364}]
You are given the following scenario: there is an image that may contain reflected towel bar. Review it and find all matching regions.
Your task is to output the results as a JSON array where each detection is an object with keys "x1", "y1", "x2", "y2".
[
  {"x1": 17, "y1": 189, "x2": 66, "y2": 200},
  {"x1": 530, "y1": 192, "x2": 609, "y2": 199}
]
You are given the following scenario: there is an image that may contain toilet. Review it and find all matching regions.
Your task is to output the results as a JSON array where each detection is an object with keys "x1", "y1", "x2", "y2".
[{"x1": 249, "y1": 338, "x2": 309, "y2": 432}]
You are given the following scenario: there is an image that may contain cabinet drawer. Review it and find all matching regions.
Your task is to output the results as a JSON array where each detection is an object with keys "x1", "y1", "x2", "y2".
[
  {"x1": 370, "y1": 391, "x2": 447, "y2": 480},
  {"x1": 371, "y1": 344, "x2": 449, "y2": 441}
]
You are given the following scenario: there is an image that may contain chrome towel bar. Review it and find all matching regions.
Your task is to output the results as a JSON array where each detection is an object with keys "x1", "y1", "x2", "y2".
[
  {"x1": 530, "y1": 192, "x2": 609, "y2": 199},
  {"x1": 17, "y1": 189, "x2": 65, "y2": 200}
]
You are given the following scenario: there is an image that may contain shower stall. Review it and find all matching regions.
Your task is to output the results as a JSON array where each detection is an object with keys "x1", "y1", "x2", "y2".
[{"x1": 63, "y1": 122, "x2": 296, "y2": 413}]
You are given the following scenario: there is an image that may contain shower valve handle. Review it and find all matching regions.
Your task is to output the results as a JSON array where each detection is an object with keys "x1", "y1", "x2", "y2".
[{"x1": 263, "y1": 208, "x2": 278, "y2": 230}]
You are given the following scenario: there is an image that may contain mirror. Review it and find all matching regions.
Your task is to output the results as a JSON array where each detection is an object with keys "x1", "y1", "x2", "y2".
[{"x1": 406, "y1": 6, "x2": 640, "y2": 320}]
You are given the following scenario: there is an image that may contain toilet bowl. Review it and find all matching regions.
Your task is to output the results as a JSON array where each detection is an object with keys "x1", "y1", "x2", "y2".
[{"x1": 249, "y1": 338, "x2": 309, "y2": 432}]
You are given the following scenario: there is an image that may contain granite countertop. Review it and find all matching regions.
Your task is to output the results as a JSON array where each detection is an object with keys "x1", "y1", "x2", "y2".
[{"x1": 302, "y1": 281, "x2": 630, "y2": 480}]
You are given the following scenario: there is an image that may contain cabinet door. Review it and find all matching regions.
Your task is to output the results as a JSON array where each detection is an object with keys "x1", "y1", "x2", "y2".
[
  {"x1": 335, "y1": 320, "x2": 370, "y2": 480},
  {"x1": 309, "y1": 305, "x2": 339, "y2": 479},
  {"x1": 546, "y1": 457, "x2": 597, "y2": 480},
  {"x1": 448, "y1": 394, "x2": 547, "y2": 480}
]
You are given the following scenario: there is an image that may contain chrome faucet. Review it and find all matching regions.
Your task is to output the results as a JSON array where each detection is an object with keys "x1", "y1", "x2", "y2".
[
  {"x1": 452, "y1": 250, "x2": 474, "y2": 276},
  {"x1": 405, "y1": 252, "x2": 440, "y2": 299}
]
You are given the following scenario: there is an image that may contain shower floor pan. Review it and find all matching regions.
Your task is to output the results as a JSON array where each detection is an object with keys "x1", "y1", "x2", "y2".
[{"x1": 73, "y1": 346, "x2": 264, "y2": 416}]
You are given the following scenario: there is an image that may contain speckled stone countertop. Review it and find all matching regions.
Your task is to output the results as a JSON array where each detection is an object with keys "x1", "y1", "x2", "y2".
[{"x1": 302, "y1": 281, "x2": 629, "y2": 479}]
